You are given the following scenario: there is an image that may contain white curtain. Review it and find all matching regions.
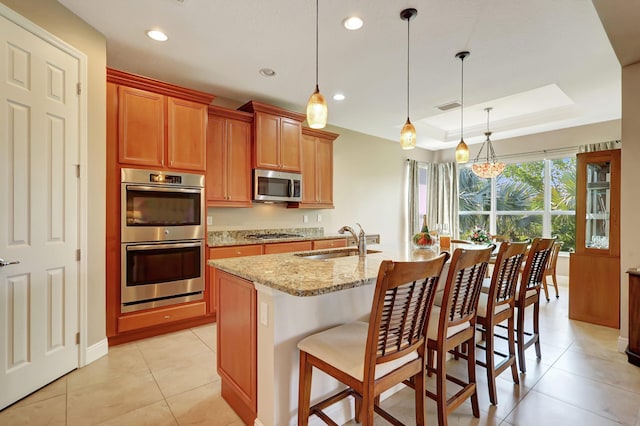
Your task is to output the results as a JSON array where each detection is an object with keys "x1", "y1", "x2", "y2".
[
  {"x1": 426, "y1": 162, "x2": 460, "y2": 238},
  {"x1": 406, "y1": 160, "x2": 460, "y2": 239}
]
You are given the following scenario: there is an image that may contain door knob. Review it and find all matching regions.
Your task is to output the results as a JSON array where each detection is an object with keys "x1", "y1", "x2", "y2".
[{"x1": 0, "y1": 258, "x2": 20, "y2": 267}]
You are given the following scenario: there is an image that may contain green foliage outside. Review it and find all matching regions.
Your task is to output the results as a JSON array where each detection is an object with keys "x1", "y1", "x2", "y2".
[{"x1": 458, "y1": 158, "x2": 576, "y2": 251}]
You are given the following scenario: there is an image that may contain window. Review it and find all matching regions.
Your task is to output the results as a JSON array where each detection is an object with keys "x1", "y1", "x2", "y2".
[{"x1": 458, "y1": 157, "x2": 576, "y2": 251}]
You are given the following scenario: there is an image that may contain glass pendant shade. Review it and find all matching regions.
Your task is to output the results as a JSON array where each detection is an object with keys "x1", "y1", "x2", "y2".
[
  {"x1": 455, "y1": 51, "x2": 470, "y2": 163},
  {"x1": 471, "y1": 161, "x2": 505, "y2": 178},
  {"x1": 455, "y1": 139, "x2": 469, "y2": 163},
  {"x1": 307, "y1": 0, "x2": 327, "y2": 129},
  {"x1": 400, "y1": 118, "x2": 416, "y2": 150},
  {"x1": 306, "y1": 85, "x2": 327, "y2": 129}
]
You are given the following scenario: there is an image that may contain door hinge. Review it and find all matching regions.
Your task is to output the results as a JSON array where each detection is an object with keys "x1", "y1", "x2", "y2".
[
  {"x1": 76, "y1": 82, "x2": 81, "y2": 95},
  {"x1": 75, "y1": 332, "x2": 80, "y2": 345},
  {"x1": 76, "y1": 249, "x2": 81, "y2": 261},
  {"x1": 75, "y1": 164, "x2": 80, "y2": 178}
]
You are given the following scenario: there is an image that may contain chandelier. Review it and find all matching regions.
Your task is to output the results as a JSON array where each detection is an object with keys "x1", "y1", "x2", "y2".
[{"x1": 471, "y1": 107, "x2": 505, "y2": 178}]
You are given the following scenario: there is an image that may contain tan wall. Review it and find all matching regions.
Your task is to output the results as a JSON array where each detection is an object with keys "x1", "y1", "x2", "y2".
[
  {"x1": 620, "y1": 61, "x2": 640, "y2": 342},
  {"x1": 208, "y1": 124, "x2": 434, "y2": 253},
  {"x1": 0, "y1": 0, "x2": 107, "y2": 347}
]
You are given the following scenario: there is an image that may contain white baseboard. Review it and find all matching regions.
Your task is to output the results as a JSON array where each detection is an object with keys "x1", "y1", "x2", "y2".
[
  {"x1": 85, "y1": 338, "x2": 109, "y2": 365},
  {"x1": 618, "y1": 336, "x2": 629, "y2": 354}
]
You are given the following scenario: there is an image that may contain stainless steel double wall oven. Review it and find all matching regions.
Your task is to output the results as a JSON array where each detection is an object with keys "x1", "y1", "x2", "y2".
[{"x1": 120, "y1": 168, "x2": 205, "y2": 313}]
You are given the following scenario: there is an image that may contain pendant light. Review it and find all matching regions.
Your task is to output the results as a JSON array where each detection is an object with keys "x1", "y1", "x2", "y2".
[
  {"x1": 400, "y1": 8, "x2": 417, "y2": 150},
  {"x1": 455, "y1": 51, "x2": 470, "y2": 163},
  {"x1": 306, "y1": 0, "x2": 327, "y2": 129},
  {"x1": 471, "y1": 107, "x2": 505, "y2": 178}
]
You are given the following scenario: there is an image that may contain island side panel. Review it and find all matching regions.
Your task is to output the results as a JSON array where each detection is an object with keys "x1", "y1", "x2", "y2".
[
  {"x1": 255, "y1": 282, "x2": 375, "y2": 426},
  {"x1": 216, "y1": 270, "x2": 257, "y2": 425}
]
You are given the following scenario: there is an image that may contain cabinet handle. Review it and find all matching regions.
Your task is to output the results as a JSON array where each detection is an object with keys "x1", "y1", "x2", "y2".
[{"x1": 163, "y1": 315, "x2": 171, "y2": 319}]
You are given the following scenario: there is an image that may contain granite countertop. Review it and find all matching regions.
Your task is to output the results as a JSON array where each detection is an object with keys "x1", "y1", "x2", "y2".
[
  {"x1": 208, "y1": 245, "x2": 447, "y2": 297},
  {"x1": 207, "y1": 227, "x2": 346, "y2": 247}
]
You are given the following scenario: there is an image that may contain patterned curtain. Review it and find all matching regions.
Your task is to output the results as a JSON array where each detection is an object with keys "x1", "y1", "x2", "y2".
[{"x1": 578, "y1": 140, "x2": 621, "y2": 153}]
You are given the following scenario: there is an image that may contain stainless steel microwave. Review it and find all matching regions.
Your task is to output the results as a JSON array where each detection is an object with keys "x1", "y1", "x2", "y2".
[{"x1": 253, "y1": 169, "x2": 302, "y2": 202}]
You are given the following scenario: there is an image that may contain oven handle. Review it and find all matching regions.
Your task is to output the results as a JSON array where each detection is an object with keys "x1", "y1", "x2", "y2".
[
  {"x1": 125, "y1": 184, "x2": 202, "y2": 194},
  {"x1": 125, "y1": 241, "x2": 203, "y2": 252}
]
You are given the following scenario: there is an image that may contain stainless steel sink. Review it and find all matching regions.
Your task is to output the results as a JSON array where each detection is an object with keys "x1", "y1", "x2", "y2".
[{"x1": 295, "y1": 248, "x2": 381, "y2": 260}]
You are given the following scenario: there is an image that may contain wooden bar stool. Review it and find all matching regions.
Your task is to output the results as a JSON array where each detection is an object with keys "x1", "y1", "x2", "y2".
[
  {"x1": 475, "y1": 241, "x2": 528, "y2": 405},
  {"x1": 297, "y1": 253, "x2": 449, "y2": 426},
  {"x1": 514, "y1": 237, "x2": 554, "y2": 373},
  {"x1": 423, "y1": 246, "x2": 493, "y2": 426},
  {"x1": 542, "y1": 241, "x2": 563, "y2": 301}
]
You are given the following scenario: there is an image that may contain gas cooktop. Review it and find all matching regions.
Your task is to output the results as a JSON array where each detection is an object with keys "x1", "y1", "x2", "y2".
[{"x1": 245, "y1": 233, "x2": 304, "y2": 240}]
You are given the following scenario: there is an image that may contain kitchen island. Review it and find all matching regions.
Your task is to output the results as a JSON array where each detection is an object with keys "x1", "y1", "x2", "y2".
[{"x1": 208, "y1": 244, "x2": 445, "y2": 426}]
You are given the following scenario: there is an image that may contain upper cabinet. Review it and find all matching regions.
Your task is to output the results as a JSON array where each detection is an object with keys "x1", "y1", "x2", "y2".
[
  {"x1": 289, "y1": 127, "x2": 339, "y2": 209},
  {"x1": 107, "y1": 68, "x2": 215, "y2": 172},
  {"x1": 206, "y1": 106, "x2": 254, "y2": 207},
  {"x1": 574, "y1": 149, "x2": 621, "y2": 257},
  {"x1": 238, "y1": 100, "x2": 306, "y2": 172}
]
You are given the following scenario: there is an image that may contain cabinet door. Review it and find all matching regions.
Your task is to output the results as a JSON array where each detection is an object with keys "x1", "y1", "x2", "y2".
[
  {"x1": 300, "y1": 135, "x2": 318, "y2": 203},
  {"x1": 575, "y1": 149, "x2": 620, "y2": 257},
  {"x1": 313, "y1": 239, "x2": 347, "y2": 250},
  {"x1": 118, "y1": 86, "x2": 164, "y2": 167},
  {"x1": 254, "y1": 112, "x2": 280, "y2": 170},
  {"x1": 206, "y1": 115, "x2": 227, "y2": 203},
  {"x1": 280, "y1": 117, "x2": 302, "y2": 172},
  {"x1": 167, "y1": 97, "x2": 207, "y2": 171},
  {"x1": 227, "y1": 119, "x2": 252, "y2": 204},
  {"x1": 316, "y1": 137, "x2": 333, "y2": 206},
  {"x1": 569, "y1": 253, "x2": 620, "y2": 328},
  {"x1": 263, "y1": 241, "x2": 312, "y2": 254}
]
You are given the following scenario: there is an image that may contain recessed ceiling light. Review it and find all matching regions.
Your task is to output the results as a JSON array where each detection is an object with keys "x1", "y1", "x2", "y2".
[
  {"x1": 146, "y1": 30, "x2": 168, "y2": 41},
  {"x1": 333, "y1": 93, "x2": 345, "y2": 101},
  {"x1": 343, "y1": 16, "x2": 364, "y2": 30},
  {"x1": 259, "y1": 68, "x2": 276, "y2": 77}
]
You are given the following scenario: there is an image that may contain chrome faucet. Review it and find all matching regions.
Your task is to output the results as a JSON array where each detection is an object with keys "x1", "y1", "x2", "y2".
[{"x1": 338, "y1": 223, "x2": 367, "y2": 256}]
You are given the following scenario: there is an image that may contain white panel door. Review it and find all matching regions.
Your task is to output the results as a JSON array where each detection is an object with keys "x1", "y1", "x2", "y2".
[{"x1": 0, "y1": 13, "x2": 80, "y2": 410}]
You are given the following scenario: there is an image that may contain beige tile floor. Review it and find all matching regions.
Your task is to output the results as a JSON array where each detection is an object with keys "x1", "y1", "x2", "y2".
[{"x1": 1, "y1": 276, "x2": 639, "y2": 425}]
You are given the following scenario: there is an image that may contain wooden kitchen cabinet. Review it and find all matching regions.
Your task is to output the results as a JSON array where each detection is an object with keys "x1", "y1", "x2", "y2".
[
  {"x1": 105, "y1": 69, "x2": 216, "y2": 345},
  {"x1": 108, "y1": 68, "x2": 214, "y2": 172},
  {"x1": 208, "y1": 245, "x2": 263, "y2": 316},
  {"x1": 206, "y1": 106, "x2": 254, "y2": 207},
  {"x1": 238, "y1": 100, "x2": 306, "y2": 172},
  {"x1": 216, "y1": 270, "x2": 257, "y2": 425},
  {"x1": 263, "y1": 241, "x2": 312, "y2": 254},
  {"x1": 569, "y1": 148, "x2": 621, "y2": 328},
  {"x1": 290, "y1": 127, "x2": 339, "y2": 209},
  {"x1": 312, "y1": 238, "x2": 347, "y2": 250}
]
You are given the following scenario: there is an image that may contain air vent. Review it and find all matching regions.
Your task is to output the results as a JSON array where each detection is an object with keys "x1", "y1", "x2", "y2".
[{"x1": 436, "y1": 101, "x2": 461, "y2": 111}]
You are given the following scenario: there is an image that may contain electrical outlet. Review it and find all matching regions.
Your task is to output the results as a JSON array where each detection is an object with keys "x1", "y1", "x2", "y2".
[
  {"x1": 317, "y1": 214, "x2": 322, "y2": 222},
  {"x1": 207, "y1": 216, "x2": 213, "y2": 226},
  {"x1": 303, "y1": 215, "x2": 309, "y2": 223}
]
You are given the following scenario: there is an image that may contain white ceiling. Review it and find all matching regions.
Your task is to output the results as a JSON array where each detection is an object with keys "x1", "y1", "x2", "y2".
[{"x1": 57, "y1": 0, "x2": 621, "y2": 151}]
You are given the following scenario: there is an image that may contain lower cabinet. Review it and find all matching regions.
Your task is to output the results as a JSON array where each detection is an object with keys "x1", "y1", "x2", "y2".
[
  {"x1": 216, "y1": 270, "x2": 257, "y2": 425},
  {"x1": 569, "y1": 253, "x2": 620, "y2": 328},
  {"x1": 313, "y1": 238, "x2": 347, "y2": 250},
  {"x1": 118, "y1": 302, "x2": 207, "y2": 333},
  {"x1": 208, "y1": 244, "x2": 263, "y2": 316},
  {"x1": 262, "y1": 241, "x2": 312, "y2": 254}
]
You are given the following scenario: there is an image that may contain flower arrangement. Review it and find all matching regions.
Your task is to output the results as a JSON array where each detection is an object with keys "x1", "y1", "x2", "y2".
[
  {"x1": 468, "y1": 226, "x2": 491, "y2": 244},
  {"x1": 412, "y1": 232, "x2": 435, "y2": 248}
]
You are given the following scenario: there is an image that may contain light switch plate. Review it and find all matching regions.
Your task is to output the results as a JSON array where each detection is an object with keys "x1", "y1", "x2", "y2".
[
  {"x1": 317, "y1": 214, "x2": 322, "y2": 222},
  {"x1": 207, "y1": 216, "x2": 213, "y2": 226}
]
